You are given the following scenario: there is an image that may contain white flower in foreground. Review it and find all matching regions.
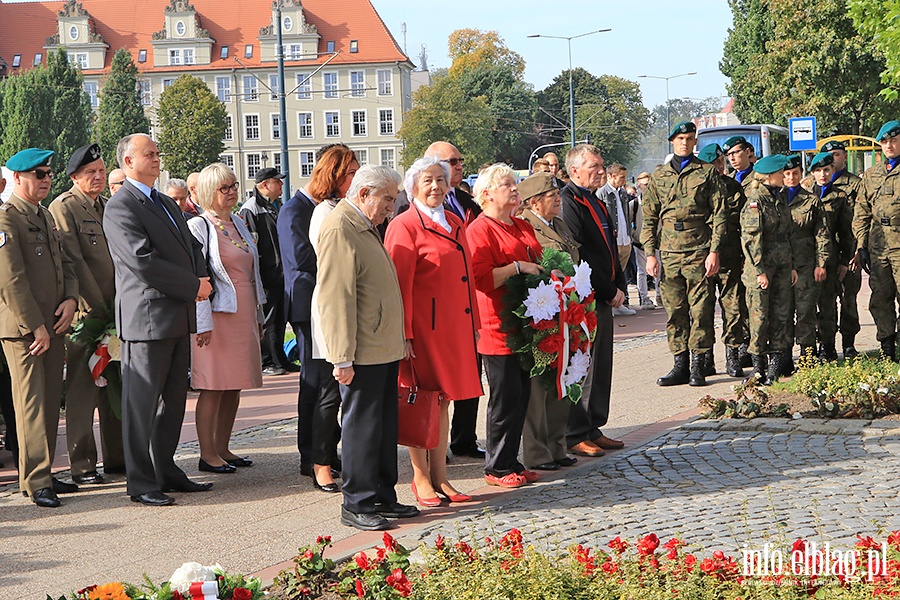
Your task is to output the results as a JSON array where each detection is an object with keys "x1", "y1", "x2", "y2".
[
  {"x1": 523, "y1": 281, "x2": 560, "y2": 323},
  {"x1": 825, "y1": 402, "x2": 835, "y2": 411},
  {"x1": 169, "y1": 562, "x2": 216, "y2": 594},
  {"x1": 859, "y1": 382, "x2": 870, "y2": 391},
  {"x1": 792, "y1": 412, "x2": 803, "y2": 420},
  {"x1": 563, "y1": 349, "x2": 591, "y2": 387},
  {"x1": 572, "y1": 261, "x2": 593, "y2": 301},
  {"x1": 878, "y1": 387, "x2": 889, "y2": 395}
]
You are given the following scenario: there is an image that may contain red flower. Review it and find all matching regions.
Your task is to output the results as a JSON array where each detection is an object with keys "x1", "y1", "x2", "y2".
[
  {"x1": 232, "y1": 588, "x2": 252, "y2": 600},
  {"x1": 637, "y1": 533, "x2": 660, "y2": 556},
  {"x1": 434, "y1": 534, "x2": 445, "y2": 550},
  {"x1": 354, "y1": 552, "x2": 370, "y2": 571},
  {"x1": 304, "y1": 549, "x2": 315, "y2": 561},
  {"x1": 608, "y1": 536, "x2": 628, "y2": 554},
  {"x1": 382, "y1": 531, "x2": 397, "y2": 552},
  {"x1": 791, "y1": 539, "x2": 808, "y2": 555},
  {"x1": 889, "y1": 531, "x2": 900, "y2": 550},
  {"x1": 564, "y1": 303, "x2": 587, "y2": 326},
  {"x1": 601, "y1": 559, "x2": 619, "y2": 575},
  {"x1": 537, "y1": 333, "x2": 563, "y2": 354},
  {"x1": 386, "y1": 568, "x2": 412, "y2": 597},
  {"x1": 354, "y1": 579, "x2": 365, "y2": 598},
  {"x1": 585, "y1": 310, "x2": 598, "y2": 333},
  {"x1": 299, "y1": 588, "x2": 311, "y2": 597},
  {"x1": 172, "y1": 592, "x2": 183, "y2": 600},
  {"x1": 532, "y1": 319, "x2": 557, "y2": 331},
  {"x1": 857, "y1": 535, "x2": 881, "y2": 551},
  {"x1": 684, "y1": 554, "x2": 697, "y2": 569}
]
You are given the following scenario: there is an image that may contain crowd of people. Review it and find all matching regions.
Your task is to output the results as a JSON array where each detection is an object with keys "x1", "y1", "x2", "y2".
[{"x1": 0, "y1": 117, "x2": 897, "y2": 527}]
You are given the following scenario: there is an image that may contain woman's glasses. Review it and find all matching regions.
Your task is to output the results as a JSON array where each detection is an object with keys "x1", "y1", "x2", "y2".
[{"x1": 218, "y1": 182, "x2": 240, "y2": 194}]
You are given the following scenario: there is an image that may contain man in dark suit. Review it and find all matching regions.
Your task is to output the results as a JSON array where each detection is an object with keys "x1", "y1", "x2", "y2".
[
  {"x1": 102, "y1": 133, "x2": 213, "y2": 506},
  {"x1": 560, "y1": 144, "x2": 626, "y2": 458}
]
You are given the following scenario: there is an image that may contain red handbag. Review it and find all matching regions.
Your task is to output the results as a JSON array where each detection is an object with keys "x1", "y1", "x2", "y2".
[{"x1": 397, "y1": 359, "x2": 442, "y2": 449}]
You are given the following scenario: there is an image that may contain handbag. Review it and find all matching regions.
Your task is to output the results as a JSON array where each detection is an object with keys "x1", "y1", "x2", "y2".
[
  {"x1": 202, "y1": 216, "x2": 217, "y2": 301},
  {"x1": 397, "y1": 359, "x2": 442, "y2": 449}
]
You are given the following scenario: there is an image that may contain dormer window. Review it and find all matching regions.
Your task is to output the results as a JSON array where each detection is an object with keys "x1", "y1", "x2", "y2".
[
  {"x1": 12, "y1": 54, "x2": 21, "y2": 68},
  {"x1": 33, "y1": 53, "x2": 42, "y2": 66},
  {"x1": 283, "y1": 16, "x2": 293, "y2": 32},
  {"x1": 326, "y1": 41, "x2": 335, "y2": 53},
  {"x1": 175, "y1": 20, "x2": 186, "y2": 36},
  {"x1": 245, "y1": 44, "x2": 253, "y2": 58},
  {"x1": 69, "y1": 25, "x2": 79, "y2": 41},
  {"x1": 350, "y1": 40, "x2": 358, "y2": 53},
  {"x1": 220, "y1": 46, "x2": 229, "y2": 59},
  {"x1": 138, "y1": 49, "x2": 147, "y2": 63}
]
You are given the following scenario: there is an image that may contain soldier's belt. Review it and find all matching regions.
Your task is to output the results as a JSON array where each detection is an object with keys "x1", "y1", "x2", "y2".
[
  {"x1": 662, "y1": 220, "x2": 705, "y2": 231},
  {"x1": 879, "y1": 217, "x2": 900, "y2": 226}
]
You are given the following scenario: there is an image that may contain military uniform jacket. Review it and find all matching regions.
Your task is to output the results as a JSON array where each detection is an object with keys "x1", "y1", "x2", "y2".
[
  {"x1": 853, "y1": 163, "x2": 900, "y2": 252},
  {"x1": 802, "y1": 170, "x2": 861, "y2": 210},
  {"x1": 787, "y1": 188, "x2": 831, "y2": 270},
  {"x1": 48, "y1": 185, "x2": 114, "y2": 313},
  {"x1": 719, "y1": 174, "x2": 747, "y2": 267},
  {"x1": 519, "y1": 209, "x2": 580, "y2": 263},
  {"x1": 815, "y1": 185, "x2": 855, "y2": 267},
  {"x1": 740, "y1": 182, "x2": 794, "y2": 277},
  {"x1": 0, "y1": 194, "x2": 78, "y2": 338},
  {"x1": 640, "y1": 155, "x2": 727, "y2": 255}
]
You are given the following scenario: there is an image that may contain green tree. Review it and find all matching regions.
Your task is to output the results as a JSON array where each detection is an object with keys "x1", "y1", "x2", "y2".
[
  {"x1": 46, "y1": 48, "x2": 93, "y2": 199},
  {"x1": 719, "y1": 0, "x2": 776, "y2": 125},
  {"x1": 397, "y1": 71, "x2": 494, "y2": 169},
  {"x1": 0, "y1": 68, "x2": 56, "y2": 164},
  {"x1": 155, "y1": 74, "x2": 227, "y2": 179},
  {"x1": 447, "y1": 29, "x2": 525, "y2": 78},
  {"x1": 849, "y1": 0, "x2": 900, "y2": 99},
  {"x1": 93, "y1": 49, "x2": 150, "y2": 169}
]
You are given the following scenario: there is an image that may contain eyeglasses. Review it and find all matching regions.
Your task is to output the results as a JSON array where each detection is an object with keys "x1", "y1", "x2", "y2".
[
  {"x1": 28, "y1": 169, "x2": 53, "y2": 180},
  {"x1": 725, "y1": 148, "x2": 746, "y2": 157},
  {"x1": 441, "y1": 157, "x2": 466, "y2": 167},
  {"x1": 218, "y1": 182, "x2": 240, "y2": 194}
]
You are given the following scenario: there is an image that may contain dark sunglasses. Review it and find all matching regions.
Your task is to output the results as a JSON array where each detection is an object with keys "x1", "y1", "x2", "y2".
[
  {"x1": 110, "y1": 180, "x2": 125, "y2": 186},
  {"x1": 442, "y1": 157, "x2": 466, "y2": 167},
  {"x1": 28, "y1": 169, "x2": 53, "y2": 180}
]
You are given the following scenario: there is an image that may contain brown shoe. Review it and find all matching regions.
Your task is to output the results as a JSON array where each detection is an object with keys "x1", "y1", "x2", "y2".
[
  {"x1": 568, "y1": 440, "x2": 605, "y2": 457},
  {"x1": 593, "y1": 435, "x2": 625, "y2": 450}
]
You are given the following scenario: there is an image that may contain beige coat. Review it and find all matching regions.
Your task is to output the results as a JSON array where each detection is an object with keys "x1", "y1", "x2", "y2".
[{"x1": 315, "y1": 200, "x2": 405, "y2": 366}]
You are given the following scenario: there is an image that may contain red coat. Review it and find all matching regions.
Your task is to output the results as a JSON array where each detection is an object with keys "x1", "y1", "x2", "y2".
[{"x1": 384, "y1": 205, "x2": 483, "y2": 400}]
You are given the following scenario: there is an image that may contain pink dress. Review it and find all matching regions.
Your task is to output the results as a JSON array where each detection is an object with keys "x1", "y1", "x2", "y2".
[{"x1": 191, "y1": 218, "x2": 263, "y2": 391}]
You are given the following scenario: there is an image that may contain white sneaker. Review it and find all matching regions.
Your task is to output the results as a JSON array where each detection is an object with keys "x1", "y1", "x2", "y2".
[{"x1": 613, "y1": 305, "x2": 636, "y2": 316}]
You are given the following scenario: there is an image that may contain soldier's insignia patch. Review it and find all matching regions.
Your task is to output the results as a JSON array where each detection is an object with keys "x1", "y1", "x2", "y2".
[{"x1": 0, "y1": 232, "x2": 6, "y2": 247}]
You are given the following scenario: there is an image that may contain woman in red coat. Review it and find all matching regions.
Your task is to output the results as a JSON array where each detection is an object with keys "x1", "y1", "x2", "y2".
[{"x1": 384, "y1": 156, "x2": 483, "y2": 507}]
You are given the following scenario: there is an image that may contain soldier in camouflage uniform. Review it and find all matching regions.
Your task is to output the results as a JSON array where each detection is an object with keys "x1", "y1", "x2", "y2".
[
  {"x1": 642, "y1": 122, "x2": 727, "y2": 387},
  {"x1": 697, "y1": 143, "x2": 749, "y2": 377},
  {"x1": 784, "y1": 154, "x2": 831, "y2": 365},
  {"x1": 853, "y1": 120, "x2": 900, "y2": 360},
  {"x1": 740, "y1": 154, "x2": 798, "y2": 386}
]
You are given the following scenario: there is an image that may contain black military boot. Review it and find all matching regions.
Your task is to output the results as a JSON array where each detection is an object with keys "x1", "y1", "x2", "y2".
[
  {"x1": 739, "y1": 343, "x2": 753, "y2": 368},
  {"x1": 779, "y1": 350, "x2": 795, "y2": 376},
  {"x1": 725, "y1": 346, "x2": 743, "y2": 378},
  {"x1": 818, "y1": 343, "x2": 838, "y2": 362},
  {"x1": 703, "y1": 347, "x2": 716, "y2": 376},
  {"x1": 744, "y1": 354, "x2": 766, "y2": 384},
  {"x1": 842, "y1": 335, "x2": 859, "y2": 359},
  {"x1": 763, "y1": 352, "x2": 782, "y2": 386},
  {"x1": 657, "y1": 352, "x2": 690, "y2": 386},
  {"x1": 881, "y1": 335, "x2": 897, "y2": 362},
  {"x1": 689, "y1": 352, "x2": 707, "y2": 387}
]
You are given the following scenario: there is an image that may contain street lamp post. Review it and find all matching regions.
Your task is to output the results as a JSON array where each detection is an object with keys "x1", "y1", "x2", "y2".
[
  {"x1": 528, "y1": 29, "x2": 611, "y2": 149},
  {"x1": 638, "y1": 72, "x2": 697, "y2": 151}
]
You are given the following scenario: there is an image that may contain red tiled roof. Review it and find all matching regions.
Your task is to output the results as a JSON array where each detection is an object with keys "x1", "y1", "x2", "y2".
[{"x1": 0, "y1": 0, "x2": 410, "y2": 75}]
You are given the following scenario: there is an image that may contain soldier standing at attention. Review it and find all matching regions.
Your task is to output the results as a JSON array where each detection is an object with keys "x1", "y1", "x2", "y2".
[
  {"x1": 49, "y1": 143, "x2": 125, "y2": 484},
  {"x1": 854, "y1": 120, "x2": 900, "y2": 360},
  {"x1": 0, "y1": 148, "x2": 79, "y2": 507},
  {"x1": 643, "y1": 122, "x2": 727, "y2": 387},
  {"x1": 783, "y1": 154, "x2": 831, "y2": 365},
  {"x1": 741, "y1": 155, "x2": 798, "y2": 385},
  {"x1": 697, "y1": 143, "x2": 749, "y2": 378}
]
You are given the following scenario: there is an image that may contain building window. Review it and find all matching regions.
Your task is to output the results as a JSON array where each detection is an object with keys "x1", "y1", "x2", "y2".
[
  {"x1": 162, "y1": 78, "x2": 175, "y2": 90},
  {"x1": 377, "y1": 69, "x2": 392, "y2": 96},
  {"x1": 243, "y1": 75, "x2": 258, "y2": 102},
  {"x1": 138, "y1": 49, "x2": 147, "y2": 63},
  {"x1": 378, "y1": 108, "x2": 395, "y2": 136},
  {"x1": 273, "y1": 152, "x2": 282, "y2": 172},
  {"x1": 380, "y1": 148, "x2": 395, "y2": 169},
  {"x1": 175, "y1": 20, "x2": 186, "y2": 36},
  {"x1": 271, "y1": 113, "x2": 281, "y2": 140},
  {"x1": 288, "y1": 44, "x2": 302, "y2": 60},
  {"x1": 245, "y1": 44, "x2": 254, "y2": 58},
  {"x1": 83, "y1": 82, "x2": 99, "y2": 108},
  {"x1": 283, "y1": 16, "x2": 293, "y2": 31},
  {"x1": 323, "y1": 72, "x2": 338, "y2": 98},
  {"x1": 68, "y1": 53, "x2": 88, "y2": 70},
  {"x1": 219, "y1": 154, "x2": 234, "y2": 169},
  {"x1": 300, "y1": 151, "x2": 315, "y2": 177},
  {"x1": 245, "y1": 114, "x2": 260, "y2": 141},
  {"x1": 220, "y1": 46, "x2": 229, "y2": 59},
  {"x1": 69, "y1": 25, "x2": 79, "y2": 41},
  {"x1": 216, "y1": 76, "x2": 231, "y2": 102},
  {"x1": 350, "y1": 70, "x2": 365, "y2": 97},
  {"x1": 269, "y1": 74, "x2": 280, "y2": 100},
  {"x1": 169, "y1": 48, "x2": 195, "y2": 66},
  {"x1": 350, "y1": 40, "x2": 359, "y2": 53},
  {"x1": 12, "y1": 54, "x2": 21, "y2": 68},
  {"x1": 298, "y1": 112, "x2": 313, "y2": 138},
  {"x1": 138, "y1": 80, "x2": 151, "y2": 106},
  {"x1": 326, "y1": 41, "x2": 335, "y2": 53},
  {"x1": 325, "y1": 111, "x2": 340, "y2": 137},
  {"x1": 247, "y1": 153, "x2": 262, "y2": 179},
  {"x1": 355, "y1": 148, "x2": 368, "y2": 166},
  {"x1": 223, "y1": 115, "x2": 233, "y2": 141},
  {"x1": 296, "y1": 73, "x2": 311, "y2": 99},
  {"x1": 33, "y1": 53, "x2": 42, "y2": 66},
  {"x1": 352, "y1": 110, "x2": 367, "y2": 137}
]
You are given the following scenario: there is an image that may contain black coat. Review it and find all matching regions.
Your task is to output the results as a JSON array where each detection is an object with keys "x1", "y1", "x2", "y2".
[
  {"x1": 239, "y1": 189, "x2": 283, "y2": 293},
  {"x1": 277, "y1": 189, "x2": 317, "y2": 324}
]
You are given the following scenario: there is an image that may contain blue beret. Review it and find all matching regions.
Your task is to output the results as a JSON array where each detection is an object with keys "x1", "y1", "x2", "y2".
[
  {"x1": 785, "y1": 154, "x2": 802, "y2": 170},
  {"x1": 6, "y1": 148, "x2": 54, "y2": 172},
  {"x1": 697, "y1": 143, "x2": 724, "y2": 164},
  {"x1": 668, "y1": 121, "x2": 696, "y2": 141},
  {"x1": 753, "y1": 154, "x2": 788, "y2": 175},
  {"x1": 723, "y1": 136, "x2": 751, "y2": 153},
  {"x1": 877, "y1": 120, "x2": 900, "y2": 142},
  {"x1": 67, "y1": 143, "x2": 103, "y2": 176},
  {"x1": 821, "y1": 140, "x2": 845, "y2": 152},
  {"x1": 809, "y1": 152, "x2": 835, "y2": 170}
]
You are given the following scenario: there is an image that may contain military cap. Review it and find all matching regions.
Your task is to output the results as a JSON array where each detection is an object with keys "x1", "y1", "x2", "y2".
[
  {"x1": 519, "y1": 172, "x2": 559, "y2": 202},
  {"x1": 723, "y1": 136, "x2": 751, "y2": 153},
  {"x1": 697, "y1": 143, "x2": 724, "y2": 164},
  {"x1": 668, "y1": 121, "x2": 696, "y2": 141},
  {"x1": 785, "y1": 154, "x2": 802, "y2": 170},
  {"x1": 752, "y1": 154, "x2": 788, "y2": 175},
  {"x1": 820, "y1": 140, "x2": 845, "y2": 153},
  {"x1": 876, "y1": 120, "x2": 900, "y2": 142},
  {"x1": 66, "y1": 143, "x2": 103, "y2": 176},
  {"x1": 6, "y1": 148, "x2": 54, "y2": 172},
  {"x1": 809, "y1": 152, "x2": 835, "y2": 171},
  {"x1": 254, "y1": 167, "x2": 285, "y2": 184}
]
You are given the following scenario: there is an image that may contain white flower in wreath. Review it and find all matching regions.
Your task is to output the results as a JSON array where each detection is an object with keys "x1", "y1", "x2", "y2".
[
  {"x1": 572, "y1": 261, "x2": 593, "y2": 301},
  {"x1": 563, "y1": 349, "x2": 591, "y2": 387},
  {"x1": 168, "y1": 562, "x2": 216, "y2": 594},
  {"x1": 523, "y1": 281, "x2": 560, "y2": 323},
  {"x1": 107, "y1": 333, "x2": 121, "y2": 362}
]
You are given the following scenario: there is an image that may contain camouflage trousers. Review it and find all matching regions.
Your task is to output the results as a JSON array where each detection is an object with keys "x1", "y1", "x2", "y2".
[
  {"x1": 660, "y1": 248, "x2": 715, "y2": 354},
  {"x1": 744, "y1": 265, "x2": 794, "y2": 355},
  {"x1": 868, "y1": 251, "x2": 900, "y2": 341},
  {"x1": 816, "y1": 266, "x2": 840, "y2": 344},
  {"x1": 839, "y1": 267, "x2": 862, "y2": 338},
  {"x1": 793, "y1": 264, "x2": 821, "y2": 346},
  {"x1": 714, "y1": 262, "x2": 748, "y2": 348}
]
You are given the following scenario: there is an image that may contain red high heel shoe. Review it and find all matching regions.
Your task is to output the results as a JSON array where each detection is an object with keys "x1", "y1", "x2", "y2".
[
  {"x1": 436, "y1": 487, "x2": 473, "y2": 503},
  {"x1": 411, "y1": 481, "x2": 442, "y2": 507}
]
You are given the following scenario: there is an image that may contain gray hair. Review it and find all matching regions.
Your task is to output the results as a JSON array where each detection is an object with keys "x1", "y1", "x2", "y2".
[
  {"x1": 196, "y1": 163, "x2": 237, "y2": 211},
  {"x1": 403, "y1": 156, "x2": 451, "y2": 200},
  {"x1": 116, "y1": 133, "x2": 153, "y2": 170},
  {"x1": 163, "y1": 178, "x2": 188, "y2": 193},
  {"x1": 565, "y1": 144, "x2": 602, "y2": 173},
  {"x1": 346, "y1": 164, "x2": 402, "y2": 202}
]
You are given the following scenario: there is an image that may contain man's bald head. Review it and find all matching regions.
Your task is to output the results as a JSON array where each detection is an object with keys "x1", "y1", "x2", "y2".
[
  {"x1": 108, "y1": 168, "x2": 125, "y2": 196},
  {"x1": 425, "y1": 141, "x2": 464, "y2": 188},
  {"x1": 186, "y1": 171, "x2": 201, "y2": 202}
]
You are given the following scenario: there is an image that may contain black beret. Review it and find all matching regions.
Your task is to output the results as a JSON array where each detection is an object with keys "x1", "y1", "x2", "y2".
[{"x1": 67, "y1": 143, "x2": 103, "y2": 176}]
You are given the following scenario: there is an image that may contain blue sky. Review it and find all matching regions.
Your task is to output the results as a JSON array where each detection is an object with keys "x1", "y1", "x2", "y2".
[{"x1": 373, "y1": 0, "x2": 735, "y2": 111}]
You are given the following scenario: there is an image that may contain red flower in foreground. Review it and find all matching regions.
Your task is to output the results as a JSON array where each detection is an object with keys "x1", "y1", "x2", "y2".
[
  {"x1": 532, "y1": 318, "x2": 557, "y2": 331},
  {"x1": 564, "y1": 303, "x2": 586, "y2": 326},
  {"x1": 386, "y1": 568, "x2": 412, "y2": 597},
  {"x1": 537, "y1": 333, "x2": 564, "y2": 354},
  {"x1": 231, "y1": 588, "x2": 252, "y2": 600},
  {"x1": 383, "y1": 532, "x2": 398, "y2": 552},
  {"x1": 304, "y1": 550, "x2": 315, "y2": 561},
  {"x1": 857, "y1": 535, "x2": 882, "y2": 551},
  {"x1": 354, "y1": 552, "x2": 370, "y2": 571},
  {"x1": 585, "y1": 310, "x2": 597, "y2": 333},
  {"x1": 608, "y1": 536, "x2": 629, "y2": 554},
  {"x1": 354, "y1": 578, "x2": 365, "y2": 598},
  {"x1": 637, "y1": 533, "x2": 660, "y2": 556},
  {"x1": 434, "y1": 534, "x2": 445, "y2": 550},
  {"x1": 888, "y1": 531, "x2": 900, "y2": 550}
]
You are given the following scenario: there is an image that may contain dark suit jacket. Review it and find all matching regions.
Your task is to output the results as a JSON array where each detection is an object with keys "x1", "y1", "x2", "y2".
[
  {"x1": 103, "y1": 180, "x2": 205, "y2": 341},
  {"x1": 560, "y1": 181, "x2": 626, "y2": 303},
  {"x1": 239, "y1": 189, "x2": 283, "y2": 294},
  {"x1": 277, "y1": 188, "x2": 318, "y2": 324}
]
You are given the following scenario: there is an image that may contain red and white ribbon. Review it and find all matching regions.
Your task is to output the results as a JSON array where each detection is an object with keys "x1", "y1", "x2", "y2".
[
  {"x1": 188, "y1": 580, "x2": 219, "y2": 600},
  {"x1": 550, "y1": 272, "x2": 593, "y2": 400},
  {"x1": 88, "y1": 334, "x2": 111, "y2": 387}
]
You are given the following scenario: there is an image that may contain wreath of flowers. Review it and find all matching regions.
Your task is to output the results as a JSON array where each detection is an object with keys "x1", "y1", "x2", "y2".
[
  {"x1": 502, "y1": 247, "x2": 598, "y2": 403},
  {"x1": 69, "y1": 303, "x2": 122, "y2": 418}
]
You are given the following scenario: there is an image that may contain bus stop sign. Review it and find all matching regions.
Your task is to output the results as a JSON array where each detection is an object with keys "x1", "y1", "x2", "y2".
[{"x1": 789, "y1": 117, "x2": 817, "y2": 151}]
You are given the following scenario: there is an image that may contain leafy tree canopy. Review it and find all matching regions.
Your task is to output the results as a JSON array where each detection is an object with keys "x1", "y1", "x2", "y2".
[
  {"x1": 447, "y1": 29, "x2": 525, "y2": 79},
  {"x1": 849, "y1": 0, "x2": 900, "y2": 100},
  {"x1": 93, "y1": 49, "x2": 150, "y2": 170}
]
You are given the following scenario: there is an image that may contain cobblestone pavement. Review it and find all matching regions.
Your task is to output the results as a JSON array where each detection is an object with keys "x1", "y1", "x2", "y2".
[{"x1": 400, "y1": 418, "x2": 900, "y2": 557}]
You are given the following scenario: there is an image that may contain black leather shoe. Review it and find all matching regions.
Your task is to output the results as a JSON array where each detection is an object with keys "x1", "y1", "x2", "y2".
[
  {"x1": 52, "y1": 477, "x2": 79, "y2": 494},
  {"x1": 556, "y1": 456, "x2": 578, "y2": 467},
  {"x1": 130, "y1": 491, "x2": 175, "y2": 506},
  {"x1": 32, "y1": 488, "x2": 61, "y2": 508},
  {"x1": 104, "y1": 464, "x2": 127, "y2": 475},
  {"x1": 225, "y1": 457, "x2": 253, "y2": 467},
  {"x1": 341, "y1": 507, "x2": 391, "y2": 531},
  {"x1": 313, "y1": 478, "x2": 340, "y2": 493},
  {"x1": 199, "y1": 459, "x2": 236, "y2": 473},
  {"x1": 374, "y1": 502, "x2": 420, "y2": 519},
  {"x1": 72, "y1": 471, "x2": 105, "y2": 485},
  {"x1": 163, "y1": 479, "x2": 213, "y2": 493},
  {"x1": 262, "y1": 366, "x2": 288, "y2": 376},
  {"x1": 531, "y1": 462, "x2": 560, "y2": 471}
]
